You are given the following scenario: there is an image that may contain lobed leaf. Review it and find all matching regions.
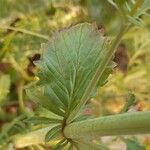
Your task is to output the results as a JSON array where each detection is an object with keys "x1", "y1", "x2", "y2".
[{"x1": 32, "y1": 23, "x2": 112, "y2": 117}]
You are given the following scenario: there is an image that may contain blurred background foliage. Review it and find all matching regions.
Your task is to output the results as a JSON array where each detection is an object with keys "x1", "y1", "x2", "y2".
[{"x1": 0, "y1": 0, "x2": 150, "y2": 149}]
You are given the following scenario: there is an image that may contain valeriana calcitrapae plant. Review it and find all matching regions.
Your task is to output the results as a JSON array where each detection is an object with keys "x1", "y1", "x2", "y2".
[{"x1": 11, "y1": 0, "x2": 150, "y2": 149}]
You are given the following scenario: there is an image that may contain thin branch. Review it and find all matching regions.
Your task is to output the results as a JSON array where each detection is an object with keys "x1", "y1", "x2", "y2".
[
  {"x1": 18, "y1": 80, "x2": 25, "y2": 113},
  {"x1": 0, "y1": 25, "x2": 49, "y2": 40},
  {"x1": 9, "y1": 56, "x2": 31, "y2": 81}
]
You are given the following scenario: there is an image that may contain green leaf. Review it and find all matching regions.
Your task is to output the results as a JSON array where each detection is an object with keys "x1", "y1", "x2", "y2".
[
  {"x1": 108, "y1": 0, "x2": 127, "y2": 15},
  {"x1": 53, "y1": 138, "x2": 68, "y2": 150},
  {"x1": 68, "y1": 142, "x2": 74, "y2": 150},
  {"x1": 121, "y1": 93, "x2": 136, "y2": 112},
  {"x1": 134, "y1": 0, "x2": 150, "y2": 17},
  {"x1": 26, "y1": 87, "x2": 65, "y2": 117},
  {"x1": 72, "y1": 115, "x2": 89, "y2": 123},
  {"x1": 35, "y1": 23, "x2": 112, "y2": 116},
  {"x1": 24, "y1": 116, "x2": 62, "y2": 125},
  {"x1": 107, "y1": 0, "x2": 118, "y2": 9},
  {"x1": 125, "y1": 139, "x2": 145, "y2": 150},
  {"x1": 97, "y1": 63, "x2": 114, "y2": 87},
  {"x1": 127, "y1": 15, "x2": 143, "y2": 26},
  {"x1": 0, "y1": 74, "x2": 10, "y2": 102},
  {"x1": 45, "y1": 125, "x2": 61, "y2": 143}
]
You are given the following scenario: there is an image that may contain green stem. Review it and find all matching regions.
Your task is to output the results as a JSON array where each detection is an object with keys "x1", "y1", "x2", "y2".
[
  {"x1": 18, "y1": 80, "x2": 25, "y2": 113},
  {"x1": 0, "y1": 25, "x2": 49, "y2": 40},
  {"x1": 9, "y1": 56, "x2": 31, "y2": 81},
  {"x1": 12, "y1": 111, "x2": 150, "y2": 148},
  {"x1": 67, "y1": 23, "x2": 129, "y2": 123},
  {"x1": 64, "y1": 111, "x2": 150, "y2": 140}
]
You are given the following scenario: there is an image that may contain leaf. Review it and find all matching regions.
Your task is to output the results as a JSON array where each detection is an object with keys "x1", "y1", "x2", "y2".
[
  {"x1": 72, "y1": 115, "x2": 89, "y2": 123},
  {"x1": 134, "y1": 0, "x2": 150, "y2": 17},
  {"x1": 97, "y1": 63, "x2": 114, "y2": 87},
  {"x1": 108, "y1": 0, "x2": 150, "y2": 24},
  {"x1": 26, "y1": 87, "x2": 65, "y2": 117},
  {"x1": 107, "y1": 0, "x2": 118, "y2": 9},
  {"x1": 125, "y1": 139, "x2": 145, "y2": 150},
  {"x1": 0, "y1": 74, "x2": 10, "y2": 102},
  {"x1": 34, "y1": 23, "x2": 112, "y2": 117},
  {"x1": 121, "y1": 93, "x2": 136, "y2": 112},
  {"x1": 24, "y1": 116, "x2": 62, "y2": 125},
  {"x1": 107, "y1": 0, "x2": 127, "y2": 15},
  {"x1": 68, "y1": 142, "x2": 74, "y2": 150},
  {"x1": 53, "y1": 138, "x2": 68, "y2": 150},
  {"x1": 127, "y1": 16, "x2": 143, "y2": 26},
  {"x1": 45, "y1": 125, "x2": 61, "y2": 142}
]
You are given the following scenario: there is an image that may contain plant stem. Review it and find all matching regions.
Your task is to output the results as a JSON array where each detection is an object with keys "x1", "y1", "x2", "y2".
[
  {"x1": 67, "y1": 23, "x2": 129, "y2": 123},
  {"x1": 64, "y1": 111, "x2": 150, "y2": 140},
  {"x1": 18, "y1": 80, "x2": 25, "y2": 113},
  {"x1": 12, "y1": 111, "x2": 150, "y2": 148},
  {"x1": 9, "y1": 56, "x2": 30, "y2": 81},
  {"x1": 0, "y1": 25, "x2": 49, "y2": 40}
]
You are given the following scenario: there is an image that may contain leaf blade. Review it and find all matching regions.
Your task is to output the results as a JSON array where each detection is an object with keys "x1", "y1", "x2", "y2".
[
  {"x1": 45, "y1": 125, "x2": 61, "y2": 143},
  {"x1": 24, "y1": 116, "x2": 62, "y2": 125},
  {"x1": 33, "y1": 23, "x2": 112, "y2": 119}
]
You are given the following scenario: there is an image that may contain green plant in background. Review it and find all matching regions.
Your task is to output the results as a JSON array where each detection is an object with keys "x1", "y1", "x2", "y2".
[{"x1": 0, "y1": 0, "x2": 150, "y2": 149}]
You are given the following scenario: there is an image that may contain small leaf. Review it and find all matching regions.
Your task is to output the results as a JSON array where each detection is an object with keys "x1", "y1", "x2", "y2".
[
  {"x1": 125, "y1": 139, "x2": 145, "y2": 150},
  {"x1": 68, "y1": 142, "x2": 74, "y2": 150},
  {"x1": 131, "y1": 0, "x2": 136, "y2": 4},
  {"x1": 72, "y1": 115, "x2": 89, "y2": 123},
  {"x1": 134, "y1": 0, "x2": 150, "y2": 17},
  {"x1": 97, "y1": 63, "x2": 114, "y2": 87},
  {"x1": 107, "y1": 0, "x2": 118, "y2": 9},
  {"x1": 45, "y1": 125, "x2": 61, "y2": 143},
  {"x1": 24, "y1": 116, "x2": 62, "y2": 124},
  {"x1": 26, "y1": 87, "x2": 65, "y2": 117},
  {"x1": 121, "y1": 93, "x2": 135, "y2": 112},
  {"x1": 53, "y1": 138, "x2": 67, "y2": 150},
  {"x1": 125, "y1": 2, "x2": 131, "y2": 11},
  {"x1": 127, "y1": 16, "x2": 143, "y2": 26}
]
